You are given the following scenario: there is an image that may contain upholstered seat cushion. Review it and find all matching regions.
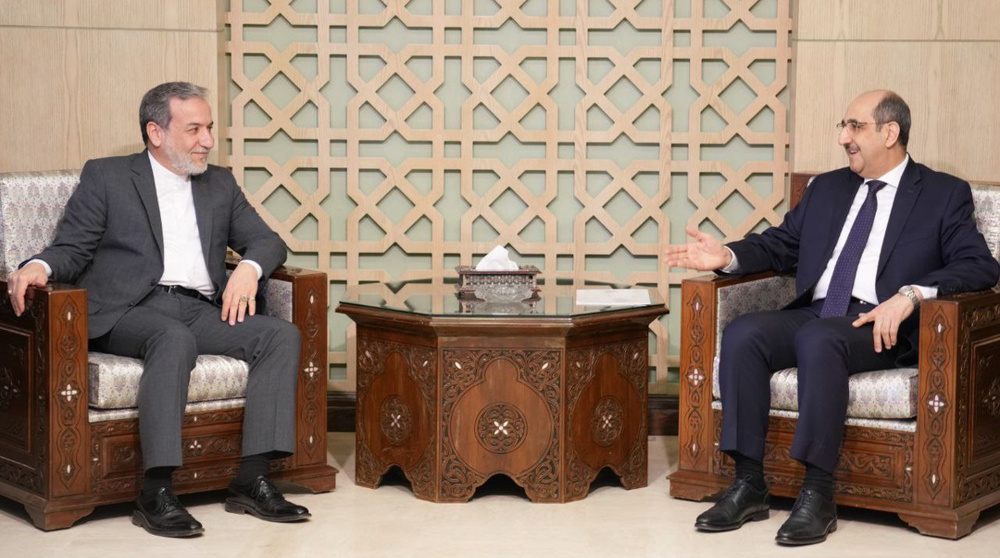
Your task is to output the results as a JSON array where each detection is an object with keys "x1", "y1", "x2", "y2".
[
  {"x1": 88, "y1": 352, "x2": 249, "y2": 409},
  {"x1": 711, "y1": 357, "x2": 919, "y2": 419}
]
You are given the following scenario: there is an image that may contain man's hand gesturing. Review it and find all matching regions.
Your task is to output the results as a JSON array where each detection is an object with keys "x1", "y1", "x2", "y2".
[{"x1": 663, "y1": 226, "x2": 732, "y2": 271}]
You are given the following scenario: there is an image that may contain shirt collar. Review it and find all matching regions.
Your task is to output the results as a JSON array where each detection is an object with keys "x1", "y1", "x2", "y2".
[
  {"x1": 147, "y1": 151, "x2": 190, "y2": 185},
  {"x1": 868, "y1": 153, "x2": 909, "y2": 190}
]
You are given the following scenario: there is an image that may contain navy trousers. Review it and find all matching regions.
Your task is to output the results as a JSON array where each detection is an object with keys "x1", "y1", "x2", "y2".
[{"x1": 718, "y1": 299, "x2": 905, "y2": 473}]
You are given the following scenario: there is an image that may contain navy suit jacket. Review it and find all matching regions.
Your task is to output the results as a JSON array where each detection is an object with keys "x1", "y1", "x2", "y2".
[
  {"x1": 726, "y1": 159, "x2": 999, "y2": 364},
  {"x1": 29, "y1": 152, "x2": 287, "y2": 339}
]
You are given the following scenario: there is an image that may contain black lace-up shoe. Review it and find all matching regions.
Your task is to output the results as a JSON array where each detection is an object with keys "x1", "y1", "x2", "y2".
[
  {"x1": 775, "y1": 489, "x2": 837, "y2": 545},
  {"x1": 132, "y1": 487, "x2": 204, "y2": 538},
  {"x1": 694, "y1": 477, "x2": 770, "y2": 532},
  {"x1": 225, "y1": 476, "x2": 311, "y2": 522}
]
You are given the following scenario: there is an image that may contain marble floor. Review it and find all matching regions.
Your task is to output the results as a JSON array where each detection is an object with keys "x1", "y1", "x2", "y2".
[{"x1": 2, "y1": 433, "x2": 999, "y2": 558}]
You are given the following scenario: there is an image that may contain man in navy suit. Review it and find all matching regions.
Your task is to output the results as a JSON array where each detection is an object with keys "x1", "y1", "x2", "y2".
[
  {"x1": 664, "y1": 90, "x2": 999, "y2": 545},
  {"x1": 6, "y1": 82, "x2": 313, "y2": 537}
]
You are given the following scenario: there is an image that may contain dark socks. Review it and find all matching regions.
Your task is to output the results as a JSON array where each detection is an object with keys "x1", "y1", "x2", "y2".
[
  {"x1": 141, "y1": 466, "x2": 176, "y2": 497},
  {"x1": 233, "y1": 453, "x2": 270, "y2": 488},
  {"x1": 732, "y1": 453, "x2": 767, "y2": 491},
  {"x1": 802, "y1": 462, "x2": 834, "y2": 500}
]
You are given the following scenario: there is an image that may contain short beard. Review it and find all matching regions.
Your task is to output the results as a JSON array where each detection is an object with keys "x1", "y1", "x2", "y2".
[
  {"x1": 162, "y1": 134, "x2": 209, "y2": 176},
  {"x1": 167, "y1": 150, "x2": 209, "y2": 176}
]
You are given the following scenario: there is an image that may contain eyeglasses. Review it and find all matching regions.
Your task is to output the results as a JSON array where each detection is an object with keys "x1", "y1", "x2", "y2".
[{"x1": 836, "y1": 120, "x2": 877, "y2": 133}]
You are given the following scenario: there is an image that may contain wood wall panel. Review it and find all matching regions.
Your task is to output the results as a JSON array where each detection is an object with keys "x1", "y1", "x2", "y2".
[
  {"x1": 0, "y1": 0, "x2": 218, "y2": 30},
  {"x1": 798, "y1": 0, "x2": 1000, "y2": 41},
  {"x1": 793, "y1": 2, "x2": 1000, "y2": 182},
  {"x1": 0, "y1": 1, "x2": 222, "y2": 173}
]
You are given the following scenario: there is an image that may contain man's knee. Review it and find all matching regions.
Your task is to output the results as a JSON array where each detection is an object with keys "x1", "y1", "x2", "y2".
[
  {"x1": 256, "y1": 319, "x2": 300, "y2": 354},
  {"x1": 271, "y1": 320, "x2": 300, "y2": 346},
  {"x1": 721, "y1": 313, "x2": 769, "y2": 354},
  {"x1": 147, "y1": 324, "x2": 198, "y2": 360},
  {"x1": 794, "y1": 320, "x2": 848, "y2": 361}
]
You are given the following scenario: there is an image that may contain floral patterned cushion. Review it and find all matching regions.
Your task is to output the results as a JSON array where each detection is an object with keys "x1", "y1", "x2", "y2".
[
  {"x1": 715, "y1": 276, "x2": 796, "y2": 355},
  {"x1": 971, "y1": 184, "x2": 1000, "y2": 273},
  {"x1": 711, "y1": 356, "x2": 919, "y2": 419},
  {"x1": 0, "y1": 170, "x2": 79, "y2": 275},
  {"x1": 89, "y1": 352, "x2": 249, "y2": 409},
  {"x1": 263, "y1": 278, "x2": 293, "y2": 321},
  {"x1": 89, "y1": 397, "x2": 246, "y2": 423},
  {"x1": 710, "y1": 400, "x2": 916, "y2": 432}
]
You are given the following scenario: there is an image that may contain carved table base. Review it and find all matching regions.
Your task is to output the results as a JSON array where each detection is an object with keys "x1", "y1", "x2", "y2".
[{"x1": 341, "y1": 301, "x2": 665, "y2": 503}]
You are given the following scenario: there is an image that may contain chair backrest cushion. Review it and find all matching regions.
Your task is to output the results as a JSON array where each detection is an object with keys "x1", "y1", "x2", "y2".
[
  {"x1": 0, "y1": 170, "x2": 80, "y2": 276},
  {"x1": 970, "y1": 183, "x2": 1000, "y2": 270}
]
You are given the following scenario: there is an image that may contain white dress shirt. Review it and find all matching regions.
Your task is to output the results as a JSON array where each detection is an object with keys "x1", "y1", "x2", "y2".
[
  {"x1": 723, "y1": 154, "x2": 936, "y2": 304},
  {"x1": 148, "y1": 153, "x2": 216, "y2": 297}
]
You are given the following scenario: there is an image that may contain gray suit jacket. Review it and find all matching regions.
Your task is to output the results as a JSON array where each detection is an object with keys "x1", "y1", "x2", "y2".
[{"x1": 30, "y1": 151, "x2": 287, "y2": 338}]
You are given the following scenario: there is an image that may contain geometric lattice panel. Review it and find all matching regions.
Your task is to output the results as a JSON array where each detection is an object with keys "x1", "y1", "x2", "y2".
[{"x1": 226, "y1": 0, "x2": 793, "y2": 393}]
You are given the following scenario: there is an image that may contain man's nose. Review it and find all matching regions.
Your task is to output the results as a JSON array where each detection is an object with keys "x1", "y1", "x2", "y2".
[
  {"x1": 837, "y1": 128, "x2": 851, "y2": 145},
  {"x1": 201, "y1": 128, "x2": 215, "y2": 149}
]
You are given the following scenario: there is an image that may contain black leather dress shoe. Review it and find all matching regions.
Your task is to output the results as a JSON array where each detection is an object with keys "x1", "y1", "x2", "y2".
[
  {"x1": 775, "y1": 489, "x2": 837, "y2": 545},
  {"x1": 225, "y1": 476, "x2": 311, "y2": 522},
  {"x1": 695, "y1": 477, "x2": 770, "y2": 532},
  {"x1": 132, "y1": 487, "x2": 204, "y2": 538}
]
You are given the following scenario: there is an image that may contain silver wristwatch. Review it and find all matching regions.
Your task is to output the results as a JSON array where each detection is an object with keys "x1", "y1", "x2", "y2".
[{"x1": 898, "y1": 285, "x2": 920, "y2": 309}]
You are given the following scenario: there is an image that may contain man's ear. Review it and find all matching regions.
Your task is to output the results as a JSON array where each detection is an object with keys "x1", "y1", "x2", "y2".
[
  {"x1": 883, "y1": 121, "x2": 900, "y2": 148},
  {"x1": 146, "y1": 122, "x2": 163, "y2": 148}
]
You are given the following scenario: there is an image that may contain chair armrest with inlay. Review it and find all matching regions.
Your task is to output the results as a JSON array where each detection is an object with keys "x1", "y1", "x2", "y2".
[
  {"x1": 675, "y1": 271, "x2": 795, "y2": 485},
  {"x1": 0, "y1": 279, "x2": 91, "y2": 526},
  {"x1": 906, "y1": 288, "x2": 1000, "y2": 536}
]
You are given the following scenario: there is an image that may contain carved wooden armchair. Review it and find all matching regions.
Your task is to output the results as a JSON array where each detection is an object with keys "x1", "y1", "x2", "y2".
[
  {"x1": 669, "y1": 173, "x2": 1000, "y2": 539},
  {"x1": 0, "y1": 170, "x2": 337, "y2": 530}
]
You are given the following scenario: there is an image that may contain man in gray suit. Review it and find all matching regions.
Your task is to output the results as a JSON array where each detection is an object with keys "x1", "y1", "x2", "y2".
[{"x1": 6, "y1": 82, "x2": 310, "y2": 537}]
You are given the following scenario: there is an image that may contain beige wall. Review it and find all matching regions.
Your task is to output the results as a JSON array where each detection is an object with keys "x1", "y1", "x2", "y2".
[
  {"x1": 0, "y1": 0, "x2": 224, "y2": 172},
  {"x1": 792, "y1": 0, "x2": 1000, "y2": 182}
]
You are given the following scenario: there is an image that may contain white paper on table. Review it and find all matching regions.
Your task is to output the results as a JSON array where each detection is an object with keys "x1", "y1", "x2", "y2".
[{"x1": 575, "y1": 288, "x2": 651, "y2": 307}]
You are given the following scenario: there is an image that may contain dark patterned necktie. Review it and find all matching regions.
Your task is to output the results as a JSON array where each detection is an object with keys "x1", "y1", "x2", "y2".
[{"x1": 820, "y1": 180, "x2": 887, "y2": 318}]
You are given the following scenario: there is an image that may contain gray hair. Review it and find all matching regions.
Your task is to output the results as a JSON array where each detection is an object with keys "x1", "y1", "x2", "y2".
[
  {"x1": 873, "y1": 91, "x2": 911, "y2": 148},
  {"x1": 139, "y1": 82, "x2": 208, "y2": 146}
]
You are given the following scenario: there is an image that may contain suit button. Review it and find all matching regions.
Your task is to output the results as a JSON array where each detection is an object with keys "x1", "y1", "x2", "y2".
[{"x1": 149, "y1": 280, "x2": 157, "y2": 286}]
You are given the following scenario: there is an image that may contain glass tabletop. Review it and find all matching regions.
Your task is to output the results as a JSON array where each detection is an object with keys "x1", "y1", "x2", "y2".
[{"x1": 337, "y1": 277, "x2": 665, "y2": 318}]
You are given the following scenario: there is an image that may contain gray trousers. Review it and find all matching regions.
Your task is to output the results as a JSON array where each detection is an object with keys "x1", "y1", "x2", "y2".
[{"x1": 91, "y1": 289, "x2": 300, "y2": 469}]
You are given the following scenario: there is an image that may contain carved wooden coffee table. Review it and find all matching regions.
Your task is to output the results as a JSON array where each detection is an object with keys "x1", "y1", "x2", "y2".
[{"x1": 337, "y1": 280, "x2": 667, "y2": 502}]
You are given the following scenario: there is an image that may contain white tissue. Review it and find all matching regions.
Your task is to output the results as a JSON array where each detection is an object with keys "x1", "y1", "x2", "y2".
[{"x1": 475, "y1": 245, "x2": 519, "y2": 271}]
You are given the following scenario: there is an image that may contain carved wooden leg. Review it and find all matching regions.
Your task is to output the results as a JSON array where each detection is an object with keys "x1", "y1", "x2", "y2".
[
  {"x1": 618, "y1": 437, "x2": 648, "y2": 490},
  {"x1": 354, "y1": 439, "x2": 386, "y2": 489},
  {"x1": 897, "y1": 510, "x2": 979, "y2": 539},
  {"x1": 517, "y1": 468, "x2": 560, "y2": 503},
  {"x1": 565, "y1": 453, "x2": 597, "y2": 502},
  {"x1": 668, "y1": 470, "x2": 728, "y2": 501},
  {"x1": 406, "y1": 454, "x2": 436, "y2": 501},
  {"x1": 287, "y1": 465, "x2": 338, "y2": 493},
  {"x1": 25, "y1": 505, "x2": 96, "y2": 531}
]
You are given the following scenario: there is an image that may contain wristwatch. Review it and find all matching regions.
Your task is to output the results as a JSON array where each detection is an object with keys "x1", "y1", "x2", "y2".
[{"x1": 898, "y1": 285, "x2": 920, "y2": 310}]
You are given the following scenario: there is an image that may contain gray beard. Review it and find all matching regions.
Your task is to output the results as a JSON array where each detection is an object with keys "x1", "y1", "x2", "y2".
[{"x1": 167, "y1": 149, "x2": 208, "y2": 176}]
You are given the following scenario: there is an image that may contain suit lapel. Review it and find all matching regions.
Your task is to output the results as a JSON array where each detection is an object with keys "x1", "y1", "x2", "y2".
[
  {"x1": 131, "y1": 152, "x2": 164, "y2": 256},
  {"x1": 191, "y1": 172, "x2": 215, "y2": 272},
  {"x1": 877, "y1": 160, "x2": 922, "y2": 276}
]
